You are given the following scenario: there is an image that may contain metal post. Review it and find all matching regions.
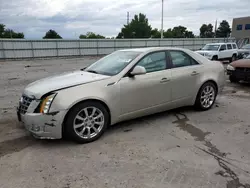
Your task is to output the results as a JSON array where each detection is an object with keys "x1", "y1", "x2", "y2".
[
  {"x1": 30, "y1": 41, "x2": 34, "y2": 58},
  {"x1": 96, "y1": 40, "x2": 99, "y2": 56},
  {"x1": 0, "y1": 40, "x2": 6, "y2": 59},
  {"x1": 56, "y1": 40, "x2": 59, "y2": 57},
  {"x1": 161, "y1": 0, "x2": 164, "y2": 39},
  {"x1": 78, "y1": 40, "x2": 81, "y2": 56}
]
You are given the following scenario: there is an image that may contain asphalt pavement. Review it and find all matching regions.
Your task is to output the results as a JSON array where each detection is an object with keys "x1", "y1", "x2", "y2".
[{"x1": 0, "y1": 57, "x2": 250, "y2": 188}]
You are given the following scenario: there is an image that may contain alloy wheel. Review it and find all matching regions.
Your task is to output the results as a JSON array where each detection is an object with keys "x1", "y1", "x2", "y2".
[
  {"x1": 73, "y1": 107, "x2": 105, "y2": 139},
  {"x1": 200, "y1": 85, "x2": 215, "y2": 108}
]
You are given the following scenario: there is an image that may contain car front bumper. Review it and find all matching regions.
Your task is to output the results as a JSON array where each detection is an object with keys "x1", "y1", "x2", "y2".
[
  {"x1": 17, "y1": 108, "x2": 66, "y2": 139},
  {"x1": 227, "y1": 69, "x2": 250, "y2": 81}
]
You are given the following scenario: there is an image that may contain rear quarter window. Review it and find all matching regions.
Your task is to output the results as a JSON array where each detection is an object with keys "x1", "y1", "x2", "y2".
[{"x1": 232, "y1": 44, "x2": 237, "y2": 49}]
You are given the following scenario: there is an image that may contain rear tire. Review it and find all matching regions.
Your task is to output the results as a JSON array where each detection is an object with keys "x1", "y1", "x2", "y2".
[
  {"x1": 229, "y1": 75, "x2": 239, "y2": 83},
  {"x1": 64, "y1": 101, "x2": 109, "y2": 144},
  {"x1": 195, "y1": 82, "x2": 217, "y2": 111}
]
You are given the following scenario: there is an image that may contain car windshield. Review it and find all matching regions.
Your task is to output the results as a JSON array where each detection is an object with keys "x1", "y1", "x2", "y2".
[
  {"x1": 85, "y1": 51, "x2": 141, "y2": 76},
  {"x1": 202, "y1": 44, "x2": 220, "y2": 51},
  {"x1": 241, "y1": 44, "x2": 250, "y2": 49}
]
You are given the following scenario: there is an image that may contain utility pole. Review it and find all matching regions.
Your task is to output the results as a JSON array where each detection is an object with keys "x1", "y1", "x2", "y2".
[
  {"x1": 214, "y1": 19, "x2": 217, "y2": 38},
  {"x1": 161, "y1": 0, "x2": 164, "y2": 39},
  {"x1": 127, "y1": 12, "x2": 129, "y2": 25}
]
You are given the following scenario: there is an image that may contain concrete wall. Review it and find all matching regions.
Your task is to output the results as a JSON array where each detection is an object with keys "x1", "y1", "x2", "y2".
[{"x1": 0, "y1": 38, "x2": 235, "y2": 59}]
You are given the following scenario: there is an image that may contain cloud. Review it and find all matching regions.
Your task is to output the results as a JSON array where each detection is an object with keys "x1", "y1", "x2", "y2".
[{"x1": 0, "y1": 0, "x2": 249, "y2": 39}]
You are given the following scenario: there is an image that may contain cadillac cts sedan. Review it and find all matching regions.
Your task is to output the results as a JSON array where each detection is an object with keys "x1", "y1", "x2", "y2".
[{"x1": 17, "y1": 47, "x2": 225, "y2": 143}]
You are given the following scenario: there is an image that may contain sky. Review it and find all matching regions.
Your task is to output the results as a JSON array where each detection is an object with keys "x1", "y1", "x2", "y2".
[{"x1": 0, "y1": 0, "x2": 249, "y2": 39}]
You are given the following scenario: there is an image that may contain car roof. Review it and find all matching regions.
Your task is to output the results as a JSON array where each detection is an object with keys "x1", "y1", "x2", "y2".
[
  {"x1": 206, "y1": 42, "x2": 236, "y2": 45},
  {"x1": 118, "y1": 47, "x2": 189, "y2": 53}
]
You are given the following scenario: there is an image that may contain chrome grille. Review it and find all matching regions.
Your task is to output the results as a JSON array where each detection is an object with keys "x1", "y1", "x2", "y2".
[{"x1": 19, "y1": 95, "x2": 33, "y2": 114}]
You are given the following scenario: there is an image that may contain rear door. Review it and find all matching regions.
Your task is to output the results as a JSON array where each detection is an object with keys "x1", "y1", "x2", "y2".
[
  {"x1": 168, "y1": 50, "x2": 203, "y2": 104},
  {"x1": 226, "y1": 44, "x2": 233, "y2": 58},
  {"x1": 218, "y1": 44, "x2": 227, "y2": 59}
]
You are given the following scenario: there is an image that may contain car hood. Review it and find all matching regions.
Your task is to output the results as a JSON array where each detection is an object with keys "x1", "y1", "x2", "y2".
[
  {"x1": 238, "y1": 49, "x2": 250, "y2": 53},
  {"x1": 24, "y1": 71, "x2": 110, "y2": 99},
  {"x1": 195, "y1": 50, "x2": 217, "y2": 54},
  {"x1": 230, "y1": 59, "x2": 250, "y2": 68}
]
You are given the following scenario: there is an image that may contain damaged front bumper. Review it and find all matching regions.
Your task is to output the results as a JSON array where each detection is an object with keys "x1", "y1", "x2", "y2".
[{"x1": 17, "y1": 108, "x2": 66, "y2": 139}]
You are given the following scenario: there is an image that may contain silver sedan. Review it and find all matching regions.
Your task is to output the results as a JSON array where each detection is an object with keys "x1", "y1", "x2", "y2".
[{"x1": 17, "y1": 47, "x2": 225, "y2": 143}]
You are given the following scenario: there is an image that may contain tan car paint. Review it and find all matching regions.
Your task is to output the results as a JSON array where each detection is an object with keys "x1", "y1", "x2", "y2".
[
  {"x1": 20, "y1": 47, "x2": 226, "y2": 139},
  {"x1": 230, "y1": 59, "x2": 250, "y2": 68}
]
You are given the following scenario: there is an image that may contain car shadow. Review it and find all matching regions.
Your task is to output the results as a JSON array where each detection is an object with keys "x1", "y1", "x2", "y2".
[
  {"x1": 18, "y1": 106, "x2": 199, "y2": 148},
  {"x1": 106, "y1": 106, "x2": 195, "y2": 134}
]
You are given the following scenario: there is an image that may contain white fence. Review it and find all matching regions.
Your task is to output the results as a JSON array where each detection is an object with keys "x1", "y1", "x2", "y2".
[{"x1": 0, "y1": 38, "x2": 235, "y2": 59}]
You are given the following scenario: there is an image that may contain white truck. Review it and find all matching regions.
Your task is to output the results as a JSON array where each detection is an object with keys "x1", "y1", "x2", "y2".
[{"x1": 195, "y1": 42, "x2": 238, "y2": 62}]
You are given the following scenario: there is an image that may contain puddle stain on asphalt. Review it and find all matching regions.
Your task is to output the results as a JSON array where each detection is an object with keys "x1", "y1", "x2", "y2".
[
  {"x1": 172, "y1": 112, "x2": 250, "y2": 188},
  {"x1": 172, "y1": 112, "x2": 226, "y2": 157},
  {"x1": 197, "y1": 147, "x2": 250, "y2": 188},
  {"x1": 0, "y1": 136, "x2": 35, "y2": 158}
]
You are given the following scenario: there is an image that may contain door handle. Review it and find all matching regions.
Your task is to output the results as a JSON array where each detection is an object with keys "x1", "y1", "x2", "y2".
[
  {"x1": 160, "y1": 77, "x2": 170, "y2": 83},
  {"x1": 191, "y1": 71, "x2": 199, "y2": 76}
]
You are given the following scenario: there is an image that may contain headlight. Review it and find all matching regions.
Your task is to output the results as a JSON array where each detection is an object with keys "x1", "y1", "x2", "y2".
[
  {"x1": 227, "y1": 65, "x2": 235, "y2": 71},
  {"x1": 40, "y1": 93, "x2": 57, "y2": 113}
]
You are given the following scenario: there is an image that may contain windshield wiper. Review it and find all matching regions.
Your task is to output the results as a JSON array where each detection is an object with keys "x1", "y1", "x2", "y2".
[{"x1": 85, "y1": 69, "x2": 99, "y2": 74}]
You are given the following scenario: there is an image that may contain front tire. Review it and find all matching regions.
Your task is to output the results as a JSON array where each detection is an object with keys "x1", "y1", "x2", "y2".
[
  {"x1": 195, "y1": 82, "x2": 217, "y2": 111},
  {"x1": 229, "y1": 75, "x2": 239, "y2": 83},
  {"x1": 64, "y1": 101, "x2": 109, "y2": 143}
]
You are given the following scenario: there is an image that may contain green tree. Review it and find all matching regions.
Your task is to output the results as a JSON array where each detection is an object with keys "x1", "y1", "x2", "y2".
[
  {"x1": 216, "y1": 20, "x2": 231, "y2": 38},
  {"x1": 43, "y1": 29, "x2": 62, "y2": 39},
  {"x1": 117, "y1": 13, "x2": 152, "y2": 38},
  {"x1": 151, "y1": 28, "x2": 161, "y2": 38},
  {"x1": 3, "y1": 29, "x2": 24, "y2": 38},
  {"x1": 79, "y1": 32, "x2": 105, "y2": 39},
  {"x1": 200, "y1": 24, "x2": 214, "y2": 38},
  {"x1": 165, "y1": 26, "x2": 194, "y2": 38},
  {"x1": 0, "y1": 24, "x2": 24, "y2": 38},
  {"x1": 163, "y1": 28, "x2": 173, "y2": 38},
  {"x1": 0, "y1": 24, "x2": 5, "y2": 38}
]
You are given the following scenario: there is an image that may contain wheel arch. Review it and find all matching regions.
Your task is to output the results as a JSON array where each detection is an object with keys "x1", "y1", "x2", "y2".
[
  {"x1": 194, "y1": 79, "x2": 218, "y2": 104},
  {"x1": 62, "y1": 98, "x2": 111, "y2": 137}
]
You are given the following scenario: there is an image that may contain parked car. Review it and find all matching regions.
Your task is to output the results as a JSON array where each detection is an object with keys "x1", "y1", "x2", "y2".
[
  {"x1": 227, "y1": 54, "x2": 250, "y2": 82},
  {"x1": 237, "y1": 44, "x2": 250, "y2": 59},
  {"x1": 17, "y1": 47, "x2": 225, "y2": 143},
  {"x1": 195, "y1": 42, "x2": 238, "y2": 62}
]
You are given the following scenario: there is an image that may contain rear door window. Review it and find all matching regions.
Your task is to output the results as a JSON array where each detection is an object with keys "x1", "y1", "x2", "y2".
[
  {"x1": 168, "y1": 51, "x2": 199, "y2": 68},
  {"x1": 227, "y1": 44, "x2": 232, "y2": 49}
]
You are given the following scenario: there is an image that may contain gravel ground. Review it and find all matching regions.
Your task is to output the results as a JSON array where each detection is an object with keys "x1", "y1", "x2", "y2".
[{"x1": 0, "y1": 57, "x2": 250, "y2": 188}]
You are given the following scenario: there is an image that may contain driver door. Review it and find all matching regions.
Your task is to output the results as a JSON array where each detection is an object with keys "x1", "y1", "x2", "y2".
[{"x1": 118, "y1": 51, "x2": 172, "y2": 119}]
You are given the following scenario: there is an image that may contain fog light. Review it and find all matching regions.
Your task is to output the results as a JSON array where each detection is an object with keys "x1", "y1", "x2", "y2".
[{"x1": 32, "y1": 125, "x2": 41, "y2": 132}]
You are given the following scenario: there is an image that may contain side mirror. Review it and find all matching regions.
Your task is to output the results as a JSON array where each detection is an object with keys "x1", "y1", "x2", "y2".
[{"x1": 129, "y1": 66, "x2": 146, "y2": 76}]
